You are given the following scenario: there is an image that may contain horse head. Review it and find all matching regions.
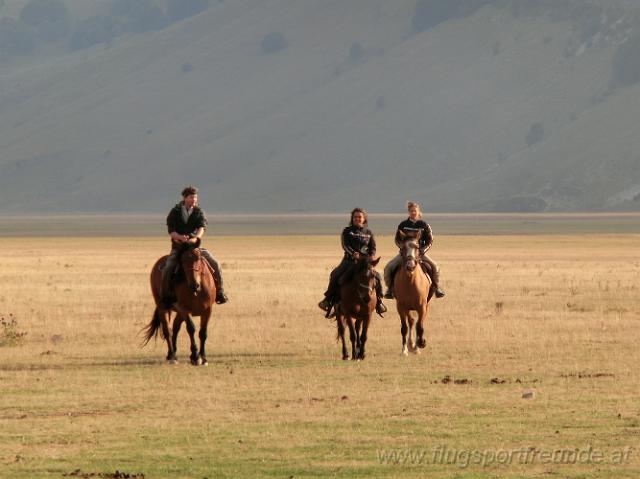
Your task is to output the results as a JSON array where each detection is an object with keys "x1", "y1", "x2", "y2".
[
  {"x1": 400, "y1": 230, "x2": 422, "y2": 273},
  {"x1": 353, "y1": 255, "x2": 380, "y2": 303},
  {"x1": 179, "y1": 240, "x2": 204, "y2": 294}
]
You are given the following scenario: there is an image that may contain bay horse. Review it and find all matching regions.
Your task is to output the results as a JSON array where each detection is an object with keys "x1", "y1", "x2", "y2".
[
  {"x1": 394, "y1": 231, "x2": 435, "y2": 356},
  {"x1": 143, "y1": 241, "x2": 216, "y2": 365},
  {"x1": 335, "y1": 256, "x2": 381, "y2": 361}
]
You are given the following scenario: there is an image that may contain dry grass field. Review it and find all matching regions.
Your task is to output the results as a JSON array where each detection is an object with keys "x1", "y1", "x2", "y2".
[{"x1": 1, "y1": 232, "x2": 639, "y2": 478}]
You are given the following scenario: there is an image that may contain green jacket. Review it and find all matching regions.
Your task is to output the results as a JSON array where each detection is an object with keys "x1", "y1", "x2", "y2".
[{"x1": 166, "y1": 203, "x2": 207, "y2": 236}]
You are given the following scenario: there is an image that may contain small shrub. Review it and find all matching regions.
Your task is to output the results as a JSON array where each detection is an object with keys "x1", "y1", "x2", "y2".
[
  {"x1": 526, "y1": 122, "x2": 544, "y2": 147},
  {"x1": 348, "y1": 41, "x2": 364, "y2": 63},
  {"x1": 261, "y1": 31, "x2": 287, "y2": 54},
  {"x1": 0, "y1": 314, "x2": 27, "y2": 346}
]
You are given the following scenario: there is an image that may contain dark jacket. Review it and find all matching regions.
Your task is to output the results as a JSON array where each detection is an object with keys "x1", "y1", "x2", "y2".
[
  {"x1": 394, "y1": 218, "x2": 433, "y2": 251},
  {"x1": 341, "y1": 225, "x2": 376, "y2": 259},
  {"x1": 166, "y1": 203, "x2": 207, "y2": 237}
]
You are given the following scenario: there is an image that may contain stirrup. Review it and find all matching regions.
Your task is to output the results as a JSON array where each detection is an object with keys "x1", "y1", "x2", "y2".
[{"x1": 215, "y1": 291, "x2": 228, "y2": 304}]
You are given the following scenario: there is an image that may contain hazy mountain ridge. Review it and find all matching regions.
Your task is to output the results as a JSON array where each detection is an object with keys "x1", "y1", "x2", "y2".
[{"x1": 1, "y1": 0, "x2": 639, "y2": 213}]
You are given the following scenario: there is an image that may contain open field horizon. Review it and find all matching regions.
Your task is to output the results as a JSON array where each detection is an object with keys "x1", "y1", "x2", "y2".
[
  {"x1": 1, "y1": 233, "x2": 639, "y2": 478},
  {"x1": 1, "y1": 212, "x2": 640, "y2": 237}
]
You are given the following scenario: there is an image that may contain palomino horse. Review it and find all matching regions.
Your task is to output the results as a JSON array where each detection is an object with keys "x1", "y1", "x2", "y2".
[
  {"x1": 335, "y1": 256, "x2": 381, "y2": 361},
  {"x1": 394, "y1": 231, "x2": 434, "y2": 356},
  {"x1": 143, "y1": 241, "x2": 216, "y2": 365}
]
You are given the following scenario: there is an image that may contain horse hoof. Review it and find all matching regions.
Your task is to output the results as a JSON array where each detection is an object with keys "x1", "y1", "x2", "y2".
[
  {"x1": 191, "y1": 358, "x2": 199, "y2": 366},
  {"x1": 200, "y1": 358, "x2": 208, "y2": 366},
  {"x1": 418, "y1": 339, "x2": 427, "y2": 349},
  {"x1": 402, "y1": 350, "x2": 408, "y2": 356},
  {"x1": 342, "y1": 356, "x2": 349, "y2": 361},
  {"x1": 412, "y1": 348, "x2": 421, "y2": 355},
  {"x1": 167, "y1": 359, "x2": 178, "y2": 365}
]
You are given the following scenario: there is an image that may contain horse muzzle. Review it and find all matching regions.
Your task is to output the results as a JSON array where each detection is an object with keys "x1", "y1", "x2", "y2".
[{"x1": 189, "y1": 282, "x2": 201, "y2": 294}]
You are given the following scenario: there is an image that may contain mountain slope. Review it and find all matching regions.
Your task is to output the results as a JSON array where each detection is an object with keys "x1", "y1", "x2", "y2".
[{"x1": 0, "y1": 0, "x2": 639, "y2": 212}]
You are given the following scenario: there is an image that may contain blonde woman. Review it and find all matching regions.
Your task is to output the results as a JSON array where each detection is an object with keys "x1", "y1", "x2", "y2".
[{"x1": 383, "y1": 202, "x2": 445, "y2": 299}]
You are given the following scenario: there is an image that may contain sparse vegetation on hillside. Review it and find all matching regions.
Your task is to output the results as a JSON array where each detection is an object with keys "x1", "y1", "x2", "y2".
[
  {"x1": 19, "y1": 0, "x2": 69, "y2": 42},
  {"x1": 0, "y1": 16, "x2": 34, "y2": 56},
  {"x1": 69, "y1": 15, "x2": 118, "y2": 50},
  {"x1": 167, "y1": 0, "x2": 209, "y2": 22},
  {"x1": 412, "y1": 0, "x2": 488, "y2": 33},
  {"x1": 111, "y1": 0, "x2": 169, "y2": 34},
  {"x1": 612, "y1": 33, "x2": 640, "y2": 88}
]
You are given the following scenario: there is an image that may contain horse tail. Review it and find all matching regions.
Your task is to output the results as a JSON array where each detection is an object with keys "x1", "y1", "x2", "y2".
[{"x1": 141, "y1": 307, "x2": 163, "y2": 346}]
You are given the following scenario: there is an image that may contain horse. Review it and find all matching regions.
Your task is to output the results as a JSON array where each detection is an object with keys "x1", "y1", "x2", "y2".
[
  {"x1": 393, "y1": 231, "x2": 434, "y2": 356},
  {"x1": 335, "y1": 256, "x2": 381, "y2": 361},
  {"x1": 142, "y1": 241, "x2": 216, "y2": 365}
]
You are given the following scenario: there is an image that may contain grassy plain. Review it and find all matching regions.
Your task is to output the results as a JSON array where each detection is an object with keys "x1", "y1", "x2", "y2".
[{"x1": 0, "y1": 231, "x2": 639, "y2": 478}]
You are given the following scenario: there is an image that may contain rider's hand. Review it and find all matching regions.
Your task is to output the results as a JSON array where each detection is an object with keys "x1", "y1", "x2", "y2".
[{"x1": 353, "y1": 252, "x2": 361, "y2": 260}]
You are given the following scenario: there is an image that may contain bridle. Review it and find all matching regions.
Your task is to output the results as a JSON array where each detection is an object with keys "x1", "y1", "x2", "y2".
[
  {"x1": 181, "y1": 249, "x2": 205, "y2": 274},
  {"x1": 401, "y1": 239, "x2": 420, "y2": 272}
]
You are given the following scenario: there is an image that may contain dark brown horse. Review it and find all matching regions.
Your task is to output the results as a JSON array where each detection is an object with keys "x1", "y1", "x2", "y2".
[
  {"x1": 335, "y1": 256, "x2": 381, "y2": 361},
  {"x1": 143, "y1": 242, "x2": 216, "y2": 365},
  {"x1": 394, "y1": 231, "x2": 434, "y2": 356}
]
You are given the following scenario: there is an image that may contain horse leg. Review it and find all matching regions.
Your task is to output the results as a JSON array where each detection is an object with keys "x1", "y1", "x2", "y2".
[
  {"x1": 346, "y1": 316, "x2": 358, "y2": 361},
  {"x1": 358, "y1": 317, "x2": 370, "y2": 360},
  {"x1": 407, "y1": 314, "x2": 417, "y2": 354},
  {"x1": 161, "y1": 310, "x2": 177, "y2": 363},
  {"x1": 198, "y1": 309, "x2": 212, "y2": 366},
  {"x1": 171, "y1": 315, "x2": 183, "y2": 360},
  {"x1": 416, "y1": 307, "x2": 427, "y2": 349},
  {"x1": 355, "y1": 318, "x2": 362, "y2": 359},
  {"x1": 185, "y1": 316, "x2": 199, "y2": 365},
  {"x1": 336, "y1": 313, "x2": 349, "y2": 360},
  {"x1": 400, "y1": 313, "x2": 409, "y2": 356}
]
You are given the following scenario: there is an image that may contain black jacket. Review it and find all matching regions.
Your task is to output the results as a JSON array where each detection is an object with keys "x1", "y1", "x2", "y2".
[
  {"x1": 341, "y1": 225, "x2": 376, "y2": 259},
  {"x1": 394, "y1": 218, "x2": 433, "y2": 250},
  {"x1": 166, "y1": 203, "x2": 207, "y2": 236}
]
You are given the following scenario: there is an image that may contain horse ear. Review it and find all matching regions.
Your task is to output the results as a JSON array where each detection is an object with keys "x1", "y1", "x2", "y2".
[{"x1": 371, "y1": 257, "x2": 381, "y2": 267}]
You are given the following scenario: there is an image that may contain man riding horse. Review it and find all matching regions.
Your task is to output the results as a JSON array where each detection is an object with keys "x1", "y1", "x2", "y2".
[
  {"x1": 318, "y1": 207, "x2": 387, "y2": 316},
  {"x1": 384, "y1": 201, "x2": 445, "y2": 300},
  {"x1": 160, "y1": 186, "x2": 228, "y2": 308}
]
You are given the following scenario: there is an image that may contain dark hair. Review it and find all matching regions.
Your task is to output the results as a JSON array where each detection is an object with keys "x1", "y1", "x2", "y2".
[
  {"x1": 181, "y1": 185, "x2": 198, "y2": 197},
  {"x1": 349, "y1": 207, "x2": 368, "y2": 226}
]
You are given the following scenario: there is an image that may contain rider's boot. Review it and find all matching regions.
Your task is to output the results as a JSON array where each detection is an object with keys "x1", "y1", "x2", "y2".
[{"x1": 374, "y1": 273, "x2": 387, "y2": 315}]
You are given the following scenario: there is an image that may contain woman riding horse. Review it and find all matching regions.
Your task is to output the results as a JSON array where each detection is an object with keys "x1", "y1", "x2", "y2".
[
  {"x1": 383, "y1": 201, "x2": 445, "y2": 299},
  {"x1": 318, "y1": 208, "x2": 387, "y2": 316}
]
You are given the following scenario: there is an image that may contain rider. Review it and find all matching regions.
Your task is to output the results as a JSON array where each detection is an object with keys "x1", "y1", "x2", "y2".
[
  {"x1": 318, "y1": 208, "x2": 387, "y2": 315},
  {"x1": 160, "y1": 186, "x2": 228, "y2": 308},
  {"x1": 383, "y1": 201, "x2": 445, "y2": 299}
]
